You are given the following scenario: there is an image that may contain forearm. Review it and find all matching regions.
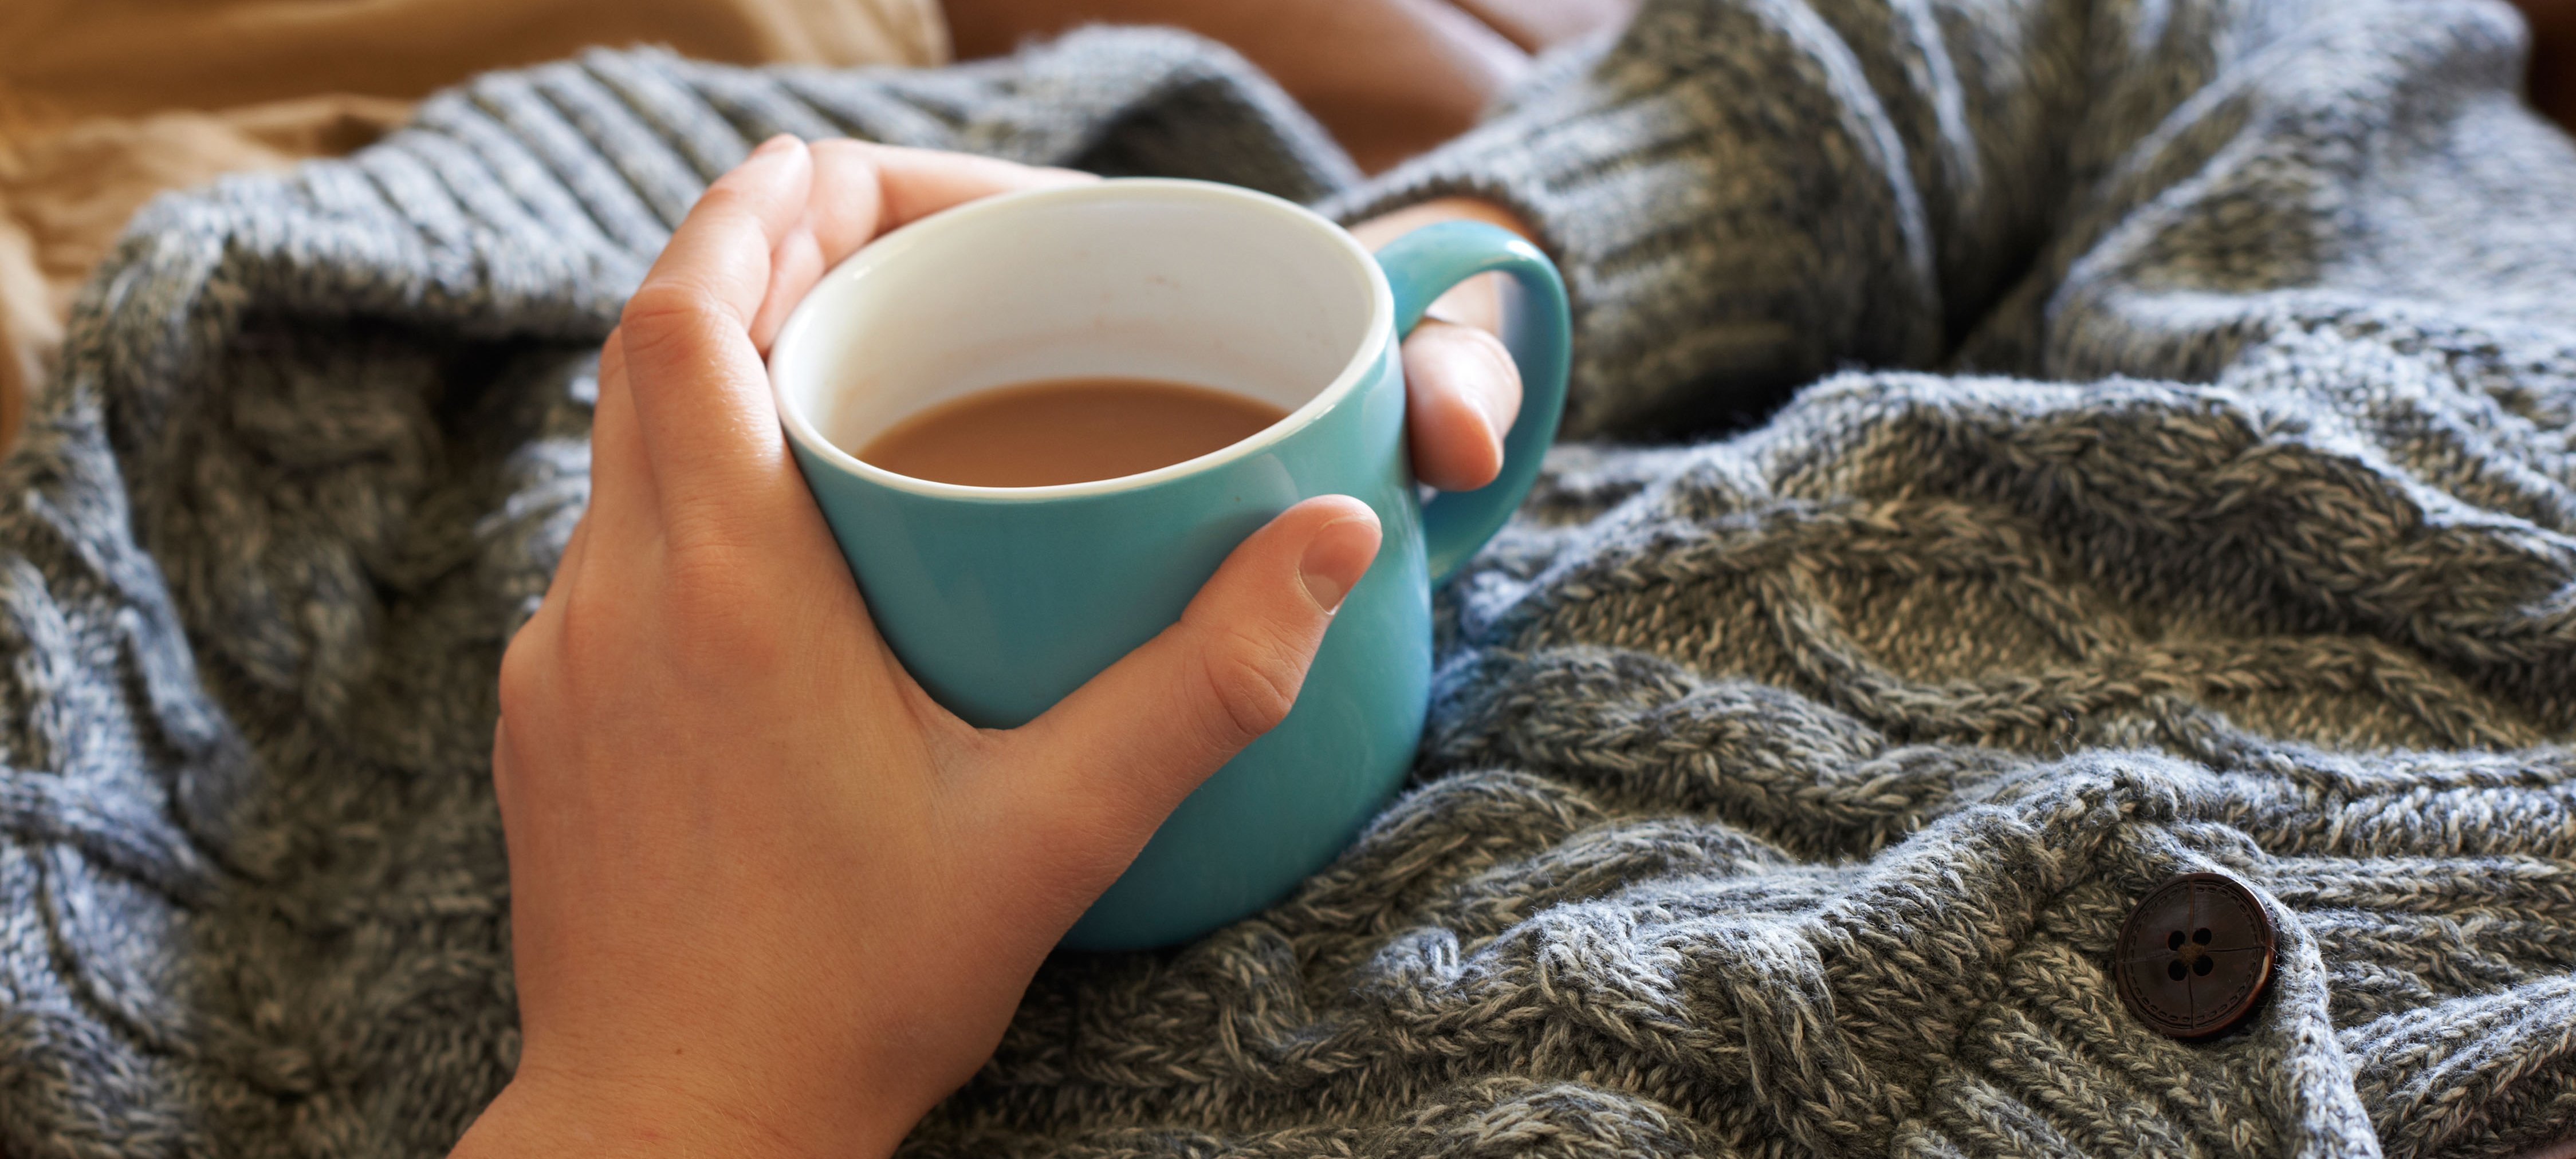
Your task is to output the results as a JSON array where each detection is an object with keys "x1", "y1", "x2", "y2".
[
  {"x1": 1320, "y1": 0, "x2": 2085, "y2": 439},
  {"x1": 942, "y1": 0, "x2": 1524, "y2": 172}
]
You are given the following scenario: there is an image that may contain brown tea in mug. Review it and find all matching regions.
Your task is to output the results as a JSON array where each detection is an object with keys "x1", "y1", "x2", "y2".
[{"x1": 854, "y1": 376, "x2": 1288, "y2": 487}]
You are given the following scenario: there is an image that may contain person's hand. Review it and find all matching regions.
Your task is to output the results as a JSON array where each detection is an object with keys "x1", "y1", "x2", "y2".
[
  {"x1": 1355, "y1": 194, "x2": 1541, "y2": 489},
  {"x1": 448, "y1": 137, "x2": 1532, "y2": 1159}
]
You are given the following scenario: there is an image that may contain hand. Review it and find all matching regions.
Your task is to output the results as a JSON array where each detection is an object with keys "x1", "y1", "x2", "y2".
[
  {"x1": 449, "y1": 137, "x2": 1531, "y2": 1158},
  {"x1": 1357, "y1": 195, "x2": 1541, "y2": 488}
]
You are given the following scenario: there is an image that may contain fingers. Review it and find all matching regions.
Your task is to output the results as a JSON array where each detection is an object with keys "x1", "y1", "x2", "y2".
[
  {"x1": 1349, "y1": 198, "x2": 1539, "y2": 492},
  {"x1": 866, "y1": 143, "x2": 1096, "y2": 231},
  {"x1": 623, "y1": 135, "x2": 1098, "y2": 542},
  {"x1": 744, "y1": 141, "x2": 1091, "y2": 352},
  {"x1": 585, "y1": 329, "x2": 660, "y2": 525},
  {"x1": 528, "y1": 330, "x2": 644, "y2": 636},
  {"x1": 634, "y1": 136, "x2": 812, "y2": 346},
  {"x1": 618, "y1": 136, "x2": 815, "y2": 538},
  {"x1": 996, "y1": 496, "x2": 1382, "y2": 850},
  {"x1": 745, "y1": 140, "x2": 879, "y2": 353},
  {"x1": 1403, "y1": 318, "x2": 1521, "y2": 491}
]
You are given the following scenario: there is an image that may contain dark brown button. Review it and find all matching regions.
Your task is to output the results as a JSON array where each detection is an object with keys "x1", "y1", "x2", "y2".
[{"x1": 2113, "y1": 872, "x2": 2276, "y2": 1039}]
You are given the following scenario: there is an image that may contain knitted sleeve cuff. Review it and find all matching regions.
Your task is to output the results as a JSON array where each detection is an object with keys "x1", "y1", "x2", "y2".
[{"x1": 1319, "y1": 0, "x2": 1947, "y2": 439}]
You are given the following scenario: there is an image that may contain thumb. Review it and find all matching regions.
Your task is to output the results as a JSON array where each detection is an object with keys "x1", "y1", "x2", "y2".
[{"x1": 993, "y1": 495, "x2": 1382, "y2": 870}]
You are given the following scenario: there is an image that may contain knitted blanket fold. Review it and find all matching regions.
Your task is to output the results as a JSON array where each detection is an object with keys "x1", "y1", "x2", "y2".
[{"x1": 5, "y1": 3, "x2": 2576, "y2": 1158}]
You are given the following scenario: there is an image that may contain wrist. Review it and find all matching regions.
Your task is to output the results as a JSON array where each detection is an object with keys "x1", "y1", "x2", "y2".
[{"x1": 449, "y1": 1066, "x2": 914, "y2": 1159}]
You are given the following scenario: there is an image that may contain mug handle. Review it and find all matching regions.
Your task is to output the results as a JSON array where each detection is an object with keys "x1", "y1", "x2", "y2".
[{"x1": 1374, "y1": 220, "x2": 1572, "y2": 585}]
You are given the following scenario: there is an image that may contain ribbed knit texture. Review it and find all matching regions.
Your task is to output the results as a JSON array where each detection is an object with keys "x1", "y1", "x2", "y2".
[{"x1": 3, "y1": 1, "x2": 2574, "y2": 1156}]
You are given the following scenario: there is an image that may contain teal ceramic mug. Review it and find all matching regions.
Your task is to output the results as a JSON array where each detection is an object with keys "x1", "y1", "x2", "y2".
[{"x1": 767, "y1": 178, "x2": 1569, "y2": 950}]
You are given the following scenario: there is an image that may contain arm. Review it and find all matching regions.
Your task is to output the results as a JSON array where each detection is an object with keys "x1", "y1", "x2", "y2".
[
  {"x1": 1320, "y1": 0, "x2": 2090, "y2": 439},
  {"x1": 941, "y1": 0, "x2": 1635, "y2": 173},
  {"x1": 447, "y1": 137, "x2": 1526, "y2": 1159},
  {"x1": 1327, "y1": 0, "x2": 2576, "y2": 441}
]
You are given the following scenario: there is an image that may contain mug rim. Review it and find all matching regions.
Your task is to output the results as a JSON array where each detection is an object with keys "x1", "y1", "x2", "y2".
[{"x1": 766, "y1": 178, "x2": 1396, "y2": 503}]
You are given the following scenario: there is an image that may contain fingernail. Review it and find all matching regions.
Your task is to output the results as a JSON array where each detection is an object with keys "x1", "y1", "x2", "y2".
[
  {"x1": 753, "y1": 133, "x2": 801, "y2": 157},
  {"x1": 1299, "y1": 515, "x2": 1381, "y2": 613}
]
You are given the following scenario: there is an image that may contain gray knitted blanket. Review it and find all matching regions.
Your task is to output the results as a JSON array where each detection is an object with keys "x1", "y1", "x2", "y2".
[{"x1": 6, "y1": 0, "x2": 2576, "y2": 1154}]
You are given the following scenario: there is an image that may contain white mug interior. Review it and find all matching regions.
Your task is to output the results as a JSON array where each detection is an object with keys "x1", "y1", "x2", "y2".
[{"x1": 769, "y1": 179, "x2": 1391, "y2": 498}]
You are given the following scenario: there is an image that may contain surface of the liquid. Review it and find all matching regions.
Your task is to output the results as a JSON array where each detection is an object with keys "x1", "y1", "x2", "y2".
[{"x1": 853, "y1": 376, "x2": 1291, "y2": 487}]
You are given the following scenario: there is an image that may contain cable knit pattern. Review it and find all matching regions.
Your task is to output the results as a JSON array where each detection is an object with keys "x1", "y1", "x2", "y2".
[{"x1": 3, "y1": 1, "x2": 2574, "y2": 1157}]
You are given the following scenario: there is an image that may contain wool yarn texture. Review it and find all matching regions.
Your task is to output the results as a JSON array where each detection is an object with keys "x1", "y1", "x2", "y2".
[{"x1": 3, "y1": 0, "x2": 2575, "y2": 1155}]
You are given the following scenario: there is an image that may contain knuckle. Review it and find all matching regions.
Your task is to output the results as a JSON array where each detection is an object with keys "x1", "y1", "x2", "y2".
[
  {"x1": 495, "y1": 626, "x2": 552, "y2": 724},
  {"x1": 596, "y1": 326, "x2": 627, "y2": 377},
  {"x1": 1194, "y1": 624, "x2": 1308, "y2": 751},
  {"x1": 659, "y1": 545, "x2": 756, "y2": 621},
  {"x1": 1415, "y1": 321, "x2": 1516, "y2": 392},
  {"x1": 659, "y1": 498, "x2": 784, "y2": 572},
  {"x1": 548, "y1": 587, "x2": 621, "y2": 673},
  {"x1": 1460, "y1": 325, "x2": 1520, "y2": 389},
  {"x1": 690, "y1": 178, "x2": 764, "y2": 225},
  {"x1": 618, "y1": 282, "x2": 729, "y2": 359},
  {"x1": 657, "y1": 548, "x2": 789, "y2": 670}
]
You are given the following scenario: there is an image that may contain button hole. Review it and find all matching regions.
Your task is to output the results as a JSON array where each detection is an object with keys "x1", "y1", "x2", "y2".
[
  {"x1": 2193, "y1": 928, "x2": 2213, "y2": 945},
  {"x1": 2168, "y1": 960, "x2": 2186, "y2": 981},
  {"x1": 2167, "y1": 931, "x2": 2185, "y2": 951},
  {"x1": 2193, "y1": 956, "x2": 2215, "y2": 976}
]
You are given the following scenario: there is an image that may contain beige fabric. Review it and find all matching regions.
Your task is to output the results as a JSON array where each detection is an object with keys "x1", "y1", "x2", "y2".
[
  {"x1": 0, "y1": 96, "x2": 419, "y2": 452},
  {"x1": 0, "y1": 0, "x2": 950, "y2": 454}
]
